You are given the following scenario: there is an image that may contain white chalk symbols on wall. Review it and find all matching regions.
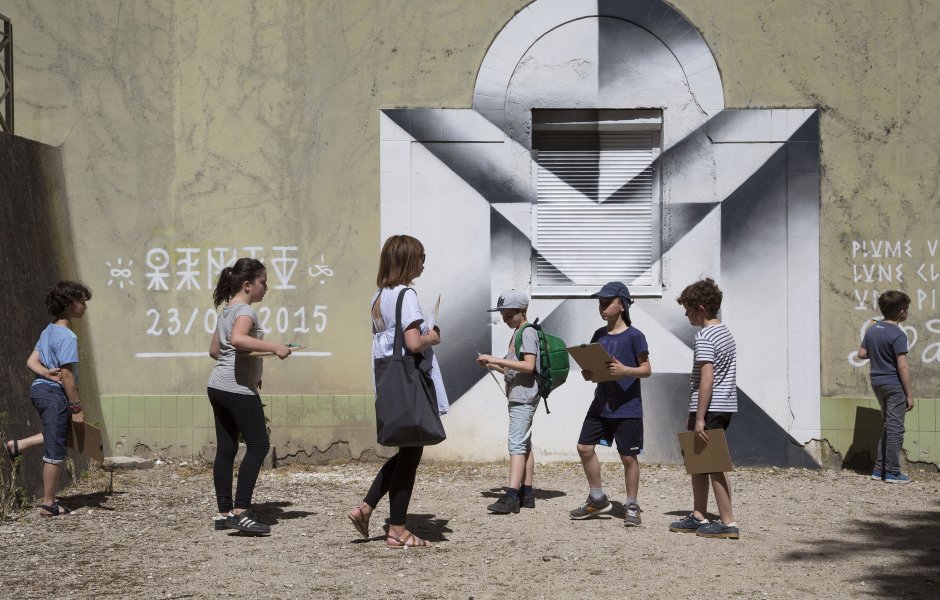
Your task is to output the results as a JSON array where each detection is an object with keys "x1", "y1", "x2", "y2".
[
  {"x1": 103, "y1": 245, "x2": 334, "y2": 358},
  {"x1": 851, "y1": 239, "x2": 940, "y2": 311},
  {"x1": 105, "y1": 257, "x2": 134, "y2": 289},
  {"x1": 848, "y1": 239, "x2": 940, "y2": 367},
  {"x1": 110, "y1": 246, "x2": 328, "y2": 291}
]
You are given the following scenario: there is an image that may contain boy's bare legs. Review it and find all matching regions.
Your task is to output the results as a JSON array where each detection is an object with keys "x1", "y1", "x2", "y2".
[
  {"x1": 523, "y1": 450, "x2": 534, "y2": 487},
  {"x1": 41, "y1": 462, "x2": 61, "y2": 509},
  {"x1": 5, "y1": 433, "x2": 44, "y2": 454},
  {"x1": 620, "y1": 454, "x2": 639, "y2": 499},
  {"x1": 690, "y1": 473, "x2": 710, "y2": 520},
  {"x1": 577, "y1": 444, "x2": 602, "y2": 488},
  {"x1": 709, "y1": 471, "x2": 734, "y2": 524},
  {"x1": 508, "y1": 451, "x2": 530, "y2": 489}
]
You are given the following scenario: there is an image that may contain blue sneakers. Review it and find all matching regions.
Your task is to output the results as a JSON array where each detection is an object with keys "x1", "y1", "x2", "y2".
[
  {"x1": 871, "y1": 469, "x2": 911, "y2": 484},
  {"x1": 696, "y1": 520, "x2": 740, "y2": 539},
  {"x1": 669, "y1": 513, "x2": 708, "y2": 533}
]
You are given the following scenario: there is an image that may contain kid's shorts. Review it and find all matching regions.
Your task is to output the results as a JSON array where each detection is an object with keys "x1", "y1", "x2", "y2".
[
  {"x1": 30, "y1": 384, "x2": 71, "y2": 464},
  {"x1": 578, "y1": 414, "x2": 643, "y2": 457},
  {"x1": 507, "y1": 401, "x2": 538, "y2": 455},
  {"x1": 686, "y1": 412, "x2": 733, "y2": 431}
]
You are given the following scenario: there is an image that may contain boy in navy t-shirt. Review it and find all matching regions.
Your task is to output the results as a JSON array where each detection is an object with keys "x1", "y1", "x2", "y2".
[
  {"x1": 569, "y1": 282, "x2": 651, "y2": 527},
  {"x1": 858, "y1": 290, "x2": 914, "y2": 483}
]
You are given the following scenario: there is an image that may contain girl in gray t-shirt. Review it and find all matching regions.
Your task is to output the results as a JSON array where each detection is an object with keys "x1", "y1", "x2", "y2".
[{"x1": 207, "y1": 258, "x2": 293, "y2": 535}]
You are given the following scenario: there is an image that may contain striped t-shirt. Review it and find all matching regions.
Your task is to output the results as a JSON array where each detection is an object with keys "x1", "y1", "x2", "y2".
[{"x1": 689, "y1": 323, "x2": 737, "y2": 413}]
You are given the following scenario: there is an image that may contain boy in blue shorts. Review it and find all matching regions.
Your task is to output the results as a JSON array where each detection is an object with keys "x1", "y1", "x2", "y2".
[
  {"x1": 477, "y1": 290, "x2": 540, "y2": 514},
  {"x1": 3, "y1": 281, "x2": 91, "y2": 516},
  {"x1": 670, "y1": 278, "x2": 739, "y2": 539},
  {"x1": 857, "y1": 290, "x2": 914, "y2": 484},
  {"x1": 569, "y1": 282, "x2": 651, "y2": 527}
]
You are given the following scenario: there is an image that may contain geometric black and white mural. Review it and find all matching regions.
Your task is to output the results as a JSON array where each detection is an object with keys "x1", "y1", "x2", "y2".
[{"x1": 380, "y1": 0, "x2": 821, "y2": 466}]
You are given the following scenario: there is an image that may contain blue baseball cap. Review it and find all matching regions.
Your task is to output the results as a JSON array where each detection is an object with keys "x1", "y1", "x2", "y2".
[{"x1": 590, "y1": 281, "x2": 634, "y2": 307}]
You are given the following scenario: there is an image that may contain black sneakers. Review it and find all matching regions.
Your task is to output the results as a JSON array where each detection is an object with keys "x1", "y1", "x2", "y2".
[
  {"x1": 487, "y1": 494, "x2": 521, "y2": 514},
  {"x1": 224, "y1": 510, "x2": 271, "y2": 535}
]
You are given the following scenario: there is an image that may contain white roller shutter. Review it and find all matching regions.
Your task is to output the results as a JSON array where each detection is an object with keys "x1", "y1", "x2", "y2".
[{"x1": 533, "y1": 123, "x2": 661, "y2": 294}]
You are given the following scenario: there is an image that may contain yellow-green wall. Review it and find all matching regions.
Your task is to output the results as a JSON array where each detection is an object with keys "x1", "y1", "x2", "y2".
[{"x1": 5, "y1": 1, "x2": 938, "y2": 462}]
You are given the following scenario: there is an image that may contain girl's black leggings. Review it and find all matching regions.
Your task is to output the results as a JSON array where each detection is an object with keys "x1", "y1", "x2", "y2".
[
  {"x1": 363, "y1": 446, "x2": 424, "y2": 526},
  {"x1": 207, "y1": 387, "x2": 270, "y2": 513}
]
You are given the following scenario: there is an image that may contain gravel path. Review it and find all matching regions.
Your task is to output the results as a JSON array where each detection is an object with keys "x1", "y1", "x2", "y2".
[{"x1": 1, "y1": 459, "x2": 938, "y2": 599}]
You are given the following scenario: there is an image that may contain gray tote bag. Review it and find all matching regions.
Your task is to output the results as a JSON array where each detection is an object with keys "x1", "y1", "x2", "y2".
[{"x1": 373, "y1": 288, "x2": 446, "y2": 447}]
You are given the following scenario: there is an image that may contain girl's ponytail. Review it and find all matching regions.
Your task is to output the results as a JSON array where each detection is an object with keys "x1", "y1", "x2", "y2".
[
  {"x1": 212, "y1": 259, "x2": 265, "y2": 307},
  {"x1": 213, "y1": 266, "x2": 234, "y2": 307}
]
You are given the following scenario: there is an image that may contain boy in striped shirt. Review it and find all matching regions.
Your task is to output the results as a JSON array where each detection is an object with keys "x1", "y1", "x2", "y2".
[{"x1": 670, "y1": 278, "x2": 740, "y2": 539}]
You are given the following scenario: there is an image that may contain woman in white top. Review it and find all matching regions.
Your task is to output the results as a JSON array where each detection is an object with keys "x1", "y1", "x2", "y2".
[
  {"x1": 208, "y1": 258, "x2": 293, "y2": 535},
  {"x1": 347, "y1": 235, "x2": 441, "y2": 548}
]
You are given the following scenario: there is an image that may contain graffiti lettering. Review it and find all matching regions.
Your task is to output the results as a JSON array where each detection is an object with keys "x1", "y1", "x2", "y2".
[
  {"x1": 108, "y1": 247, "x2": 335, "y2": 293},
  {"x1": 144, "y1": 306, "x2": 327, "y2": 337},
  {"x1": 269, "y1": 246, "x2": 299, "y2": 290},
  {"x1": 847, "y1": 316, "x2": 940, "y2": 366},
  {"x1": 851, "y1": 239, "x2": 913, "y2": 259},
  {"x1": 176, "y1": 248, "x2": 201, "y2": 291}
]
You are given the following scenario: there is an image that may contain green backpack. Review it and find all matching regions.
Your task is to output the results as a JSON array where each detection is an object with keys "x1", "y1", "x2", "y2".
[{"x1": 514, "y1": 318, "x2": 570, "y2": 413}]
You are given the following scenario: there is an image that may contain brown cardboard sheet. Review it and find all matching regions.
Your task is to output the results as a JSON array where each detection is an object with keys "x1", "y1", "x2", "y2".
[
  {"x1": 677, "y1": 429, "x2": 733, "y2": 475},
  {"x1": 566, "y1": 343, "x2": 620, "y2": 382},
  {"x1": 67, "y1": 421, "x2": 104, "y2": 463}
]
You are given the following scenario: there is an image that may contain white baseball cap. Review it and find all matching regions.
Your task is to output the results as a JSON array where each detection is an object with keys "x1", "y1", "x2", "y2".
[{"x1": 487, "y1": 290, "x2": 529, "y2": 312}]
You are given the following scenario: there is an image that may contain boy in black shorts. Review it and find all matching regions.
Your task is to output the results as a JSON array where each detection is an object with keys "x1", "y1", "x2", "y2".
[
  {"x1": 569, "y1": 282, "x2": 651, "y2": 527},
  {"x1": 670, "y1": 278, "x2": 739, "y2": 539}
]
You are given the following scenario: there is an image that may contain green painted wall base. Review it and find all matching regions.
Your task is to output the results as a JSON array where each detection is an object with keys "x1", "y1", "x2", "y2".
[
  {"x1": 821, "y1": 397, "x2": 938, "y2": 466},
  {"x1": 98, "y1": 395, "x2": 384, "y2": 463}
]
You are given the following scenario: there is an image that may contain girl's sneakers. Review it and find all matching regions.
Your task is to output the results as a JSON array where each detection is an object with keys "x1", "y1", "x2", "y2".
[{"x1": 224, "y1": 510, "x2": 271, "y2": 535}]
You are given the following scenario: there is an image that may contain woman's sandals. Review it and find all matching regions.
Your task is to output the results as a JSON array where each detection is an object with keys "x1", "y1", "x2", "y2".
[
  {"x1": 347, "y1": 506, "x2": 370, "y2": 538},
  {"x1": 386, "y1": 532, "x2": 431, "y2": 549}
]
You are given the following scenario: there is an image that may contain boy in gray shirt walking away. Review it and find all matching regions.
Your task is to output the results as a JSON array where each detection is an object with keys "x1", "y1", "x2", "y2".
[{"x1": 857, "y1": 290, "x2": 914, "y2": 484}]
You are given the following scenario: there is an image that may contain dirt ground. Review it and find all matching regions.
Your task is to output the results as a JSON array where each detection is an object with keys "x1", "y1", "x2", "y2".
[{"x1": 1, "y1": 458, "x2": 938, "y2": 600}]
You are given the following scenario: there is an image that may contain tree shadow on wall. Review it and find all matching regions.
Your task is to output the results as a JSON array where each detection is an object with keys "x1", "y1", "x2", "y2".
[{"x1": 781, "y1": 501, "x2": 940, "y2": 598}]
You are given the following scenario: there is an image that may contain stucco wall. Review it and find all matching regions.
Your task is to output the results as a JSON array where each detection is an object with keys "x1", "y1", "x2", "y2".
[
  {"x1": 4, "y1": 0, "x2": 937, "y2": 465},
  {"x1": 0, "y1": 133, "x2": 99, "y2": 496}
]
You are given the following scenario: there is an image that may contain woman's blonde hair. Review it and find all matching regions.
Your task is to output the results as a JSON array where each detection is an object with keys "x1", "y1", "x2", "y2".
[{"x1": 376, "y1": 235, "x2": 425, "y2": 288}]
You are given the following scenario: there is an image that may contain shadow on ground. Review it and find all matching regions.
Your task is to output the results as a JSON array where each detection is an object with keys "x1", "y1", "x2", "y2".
[
  {"x1": 351, "y1": 512, "x2": 453, "y2": 545},
  {"x1": 252, "y1": 500, "x2": 315, "y2": 525},
  {"x1": 781, "y1": 501, "x2": 940, "y2": 598},
  {"x1": 58, "y1": 490, "x2": 125, "y2": 511},
  {"x1": 480, "y1": 486, "x2": 566, "y2": 501}
]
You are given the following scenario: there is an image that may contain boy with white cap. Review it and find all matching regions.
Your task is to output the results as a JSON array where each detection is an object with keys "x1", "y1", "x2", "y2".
[{"x1": 477, "y1": 290, "x2": 540, "y2": 514}]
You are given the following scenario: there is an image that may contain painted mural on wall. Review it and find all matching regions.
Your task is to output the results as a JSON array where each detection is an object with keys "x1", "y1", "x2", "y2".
[{"x1": 380, "y1": 0, "x2": 822, "y2": 465}]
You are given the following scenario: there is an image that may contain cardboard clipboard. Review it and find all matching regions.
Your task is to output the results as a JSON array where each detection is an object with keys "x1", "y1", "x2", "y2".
[
  {"x1": 566, "y1": 343, "x2": 620, "y2": 382},
  {"x1": 67, "y1": 421, "x2": 104, "y2": 464},
  {"x1": 677, "y1": 429, "x2": 733, "y2": 475}
]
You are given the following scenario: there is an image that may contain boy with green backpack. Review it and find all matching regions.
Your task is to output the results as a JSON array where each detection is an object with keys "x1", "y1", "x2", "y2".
[{"x1": 477, "y1": 289, "x2": 568, "y2": 514}]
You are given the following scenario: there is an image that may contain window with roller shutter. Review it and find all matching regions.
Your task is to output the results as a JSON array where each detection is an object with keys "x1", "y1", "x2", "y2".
[{"x1": 531, "y1": 109, "x2": 662, "y2": 297}]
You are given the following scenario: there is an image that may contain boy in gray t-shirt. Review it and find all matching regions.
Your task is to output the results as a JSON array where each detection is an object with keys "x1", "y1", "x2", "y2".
[
  {"x1": 477, "y1": 290, "x2": 541, "y2": 514},
  {"x1": 858, "y1": 290, "x2": 914, "y2": 483}
]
